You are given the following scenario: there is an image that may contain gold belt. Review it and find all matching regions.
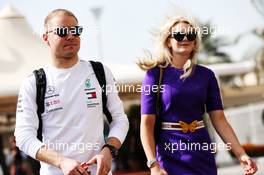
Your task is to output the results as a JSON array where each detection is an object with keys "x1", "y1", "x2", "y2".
[{"x1": 161, "y1": 120, "x2": 205, "y2": 133}]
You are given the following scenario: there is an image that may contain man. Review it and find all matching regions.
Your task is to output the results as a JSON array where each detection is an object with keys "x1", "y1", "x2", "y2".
[{"x1": 15, "y1": 9, "x2": 129, "y2": 175}]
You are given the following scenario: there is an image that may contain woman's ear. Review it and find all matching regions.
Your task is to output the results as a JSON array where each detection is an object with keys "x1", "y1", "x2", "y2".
[{"x1": 166, "y1": 38, "x2": 172, "y2": 48}]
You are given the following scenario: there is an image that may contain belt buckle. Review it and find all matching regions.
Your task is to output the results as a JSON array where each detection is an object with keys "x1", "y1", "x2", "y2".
[{"x1": 179, "y1": 120, "x2": 198, "y2": 133}]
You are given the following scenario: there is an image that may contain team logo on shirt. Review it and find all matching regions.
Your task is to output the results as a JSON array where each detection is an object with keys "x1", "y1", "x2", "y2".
[
  {"x1": 85, "y1": 79, "x2": 91, "y2": 88},
  {"x1": 84, "y1": 78, "x2": 99, "y2": 108},
  {"x1": 46, "y1": 86, "x2": 55, "y2": 95}
]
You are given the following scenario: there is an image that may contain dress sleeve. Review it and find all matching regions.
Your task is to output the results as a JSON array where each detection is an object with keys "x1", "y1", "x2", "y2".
[
  {"x1": 141, "y1": 68, "x2": 158, "y2": 115},
  {"x1": 206, "y1": 70, "x2": 224, "y2": 112}
]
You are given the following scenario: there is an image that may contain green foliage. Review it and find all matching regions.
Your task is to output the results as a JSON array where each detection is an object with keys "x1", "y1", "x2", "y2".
[{"x1": 198, "y1": 22, "x2": 232, "y2": 65}]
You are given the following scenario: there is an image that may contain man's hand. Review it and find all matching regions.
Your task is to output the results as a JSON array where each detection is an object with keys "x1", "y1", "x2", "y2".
[
  {"x1": 36, "y1": 146, "x2": 89, "y2": 175},
  {"x1": 59, "y1": 157, "x2": 90, "y2": 175},
  {"x1": 87, "y1": 147, "x2": 112, "y2": 175}
]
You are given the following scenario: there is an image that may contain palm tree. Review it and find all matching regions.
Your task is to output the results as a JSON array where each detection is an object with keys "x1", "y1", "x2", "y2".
[
  {"x1": 198, "y1": 22, "x2": 238, "y2": 84},
  {"x1": 198, "y1": 22, "x2": 233, "y2": 65}
]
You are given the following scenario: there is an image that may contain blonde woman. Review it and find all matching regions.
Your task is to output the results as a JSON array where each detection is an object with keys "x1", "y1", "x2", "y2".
[{"x1": 139, "y1": 16, "x2": 258, "y2": 175}]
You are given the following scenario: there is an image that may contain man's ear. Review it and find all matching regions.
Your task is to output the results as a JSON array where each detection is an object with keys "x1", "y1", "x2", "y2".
[{"x1": 43, "y1": 34, "x2": 50, "y2": 45}]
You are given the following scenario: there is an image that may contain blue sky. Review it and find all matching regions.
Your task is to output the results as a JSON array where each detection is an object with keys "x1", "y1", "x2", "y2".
[{"x1": 0, "y1": 0, "x2": 263, "y2": 64}]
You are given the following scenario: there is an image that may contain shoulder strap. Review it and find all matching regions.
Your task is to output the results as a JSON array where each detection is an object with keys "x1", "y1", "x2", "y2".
[
  {"x1": 33, "y1": 68, "x2": 46, "y2": 141},
  {"x1": 89, "y1": 61, "x2": 113, "y2": 123},
  {"x1": 156, "y1": 67, "x2": 164, "y2": 116},
  {"x1": 154, "y1": 67, "x2": 164, "y2": 143}
]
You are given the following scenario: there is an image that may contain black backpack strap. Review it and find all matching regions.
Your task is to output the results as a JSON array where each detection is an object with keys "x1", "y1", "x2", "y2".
[
  {"x1": 33, "y1": 68, "x2": 46, "y2": 141},
  {"x1": 89, "y1": 61, "x2": 113, "y2": 123}
]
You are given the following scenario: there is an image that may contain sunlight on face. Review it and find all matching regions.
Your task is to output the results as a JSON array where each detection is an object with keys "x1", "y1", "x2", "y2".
[
  {"x1": 167, "y1": 22, "x2": 196, "y2": 55},
  {"x1": 44, "y1": 14, "x2": 81, "y2": 58}
]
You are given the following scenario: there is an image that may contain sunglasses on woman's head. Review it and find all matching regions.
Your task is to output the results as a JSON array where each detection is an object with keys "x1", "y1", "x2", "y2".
[
  {"x1": 47, "y1": 26, "x2": 83, "y2": 37},
  {"x1": 171, "y1": 32, "x2": 197, "y2": 42}
]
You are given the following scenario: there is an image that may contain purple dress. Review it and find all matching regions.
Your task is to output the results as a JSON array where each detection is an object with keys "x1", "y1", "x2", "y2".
[{"x1": 141, "y1": 65, "x2": 223, "y2": 175}]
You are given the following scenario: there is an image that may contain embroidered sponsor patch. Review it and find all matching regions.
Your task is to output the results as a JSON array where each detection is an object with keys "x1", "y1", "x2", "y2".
[
  {"x1": 17, "y1": 94, "x2": 23, "y2": 113},
  {"x1": 44, "y1": 87, "x2": 63, "y2": 113},
  {"x1": 84, "y1": 78, "x2": 99, "y2": 108},
  {"x1": 86, "y1": 91, "x2": 97, "y2": 99}
]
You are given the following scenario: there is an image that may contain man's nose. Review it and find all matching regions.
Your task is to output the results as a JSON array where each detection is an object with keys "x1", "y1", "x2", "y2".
[{"x1": 66, "y1": 34, "x2": 75, "y2": 40}]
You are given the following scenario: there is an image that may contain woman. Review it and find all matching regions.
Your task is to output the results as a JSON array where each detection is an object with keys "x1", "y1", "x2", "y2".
[{"x1": 138, "y1": 16, "x2": 258, "y2": 175}]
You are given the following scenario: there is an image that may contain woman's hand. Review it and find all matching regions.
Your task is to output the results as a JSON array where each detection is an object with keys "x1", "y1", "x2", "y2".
[
  {"x1": 150, "y1": 164, "x2": 168, "y2": 175},
  {"x1": 239, "y1": 154, "x2": 258, "y2": 175}
]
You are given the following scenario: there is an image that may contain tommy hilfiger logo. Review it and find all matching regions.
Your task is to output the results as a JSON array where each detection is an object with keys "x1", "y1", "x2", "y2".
[{"x1": 86, "y1": 91, "x2": 97, "y2": 99}]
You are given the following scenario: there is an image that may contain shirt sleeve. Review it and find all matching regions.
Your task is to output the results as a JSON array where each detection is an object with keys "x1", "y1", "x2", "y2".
[
  {"x1": 14, "y1": 74, "x2": 45, "y2": 159},
  {"x1": 141, "y1": 68, "x2": 158, "y2": 115},
  {"x1": 206, "y1": 70, "x2": 224, "y2": 112},
  {"x1": 104, "y1": 66, "x2": 129, "y2": 144}
]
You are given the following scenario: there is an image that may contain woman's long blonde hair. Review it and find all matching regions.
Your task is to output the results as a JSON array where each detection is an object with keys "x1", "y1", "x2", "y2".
[{"x1": 137, "y1": 16, "x2": 202, "y2": 79}]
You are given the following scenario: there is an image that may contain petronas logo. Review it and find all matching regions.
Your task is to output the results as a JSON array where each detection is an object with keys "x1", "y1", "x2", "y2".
[{"x1": 85, "y1": 79, "x2": 91, "y2": 88}]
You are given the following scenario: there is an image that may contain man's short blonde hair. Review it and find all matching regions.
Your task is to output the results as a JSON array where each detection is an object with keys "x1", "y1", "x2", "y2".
[{"x1": 44, "y1": 9, "x2": 78, "y2": 30}]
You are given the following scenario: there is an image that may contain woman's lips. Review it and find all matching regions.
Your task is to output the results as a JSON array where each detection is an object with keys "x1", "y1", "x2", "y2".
[{"x1": 178, "y1": 42, "x2": 191, "y2": 46}]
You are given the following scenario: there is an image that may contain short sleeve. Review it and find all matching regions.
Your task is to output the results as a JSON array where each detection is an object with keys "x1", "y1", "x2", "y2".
[
  {"x1": 141, "y1": 68, "x2": 158, "y2": 115},
  {"x1": 206, "y1": 70, "x2": 223, "y2": 112}
]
